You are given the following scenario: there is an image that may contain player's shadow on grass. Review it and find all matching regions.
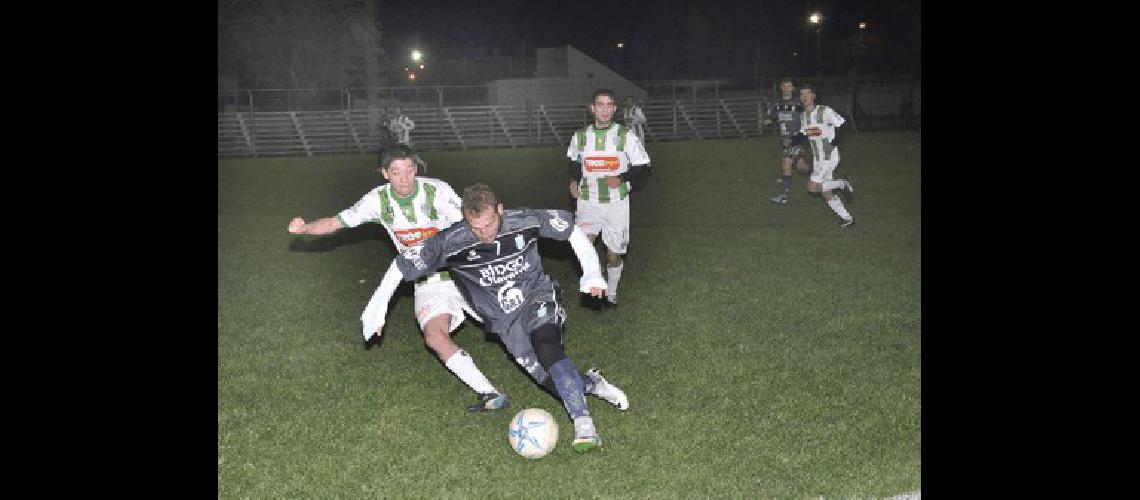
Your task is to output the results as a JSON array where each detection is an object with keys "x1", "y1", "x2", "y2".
[{"x1": 288, "y1": 226, "x2": 388, "y2": 253}]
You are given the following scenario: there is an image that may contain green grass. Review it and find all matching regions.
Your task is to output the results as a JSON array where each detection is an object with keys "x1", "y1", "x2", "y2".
[{"x1": 218, "y1": 131, "x2": 921, "y2": 498}]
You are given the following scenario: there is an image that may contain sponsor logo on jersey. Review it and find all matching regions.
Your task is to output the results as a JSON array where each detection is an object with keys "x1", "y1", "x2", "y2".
[
  {"x1": 497, "y1": 280, "x2": 525, "y2": 313},
  {"x1": 395, "y1": 227, "x2": 440, "y2": 246},
  {"x1": 515, "y1": 234, "x2": 526, "y2": 251},
  {"x1": 466, "y1": 250, "x2": 481, "y2": 261},
  {"x1": 478, "y1": 255, "x2": 532, "y2": 287},
  {"x1": 583, "y1": 155, "x2": 620, "y2": 172},
  {"x1": 806, "y1": 127, "x2": 823, "y2": 137},
  {"x1": 547, "y1": 210, "x2": 569, "y2": 232}
]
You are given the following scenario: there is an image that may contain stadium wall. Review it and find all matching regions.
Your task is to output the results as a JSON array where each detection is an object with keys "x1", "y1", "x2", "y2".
[{"x1": 488, "y1": 46, "x2": 647, "y2": 105}]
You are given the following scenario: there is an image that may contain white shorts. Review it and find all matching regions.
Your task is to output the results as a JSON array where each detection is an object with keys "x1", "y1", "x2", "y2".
[
  {"x1": 575, "y1": 197, "x2": 630, "y2": 254},
  {"x1": 809, "y1": 149, "x2": 841, "y2": 185},
  {"x1": 413, "y1": 275, "x2": 482, "y2": 331}
]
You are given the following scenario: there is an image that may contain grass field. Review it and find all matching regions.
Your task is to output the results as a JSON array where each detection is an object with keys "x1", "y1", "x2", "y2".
[{"x1": 218, "y1": 131, "x2": 921, "y2": 498}]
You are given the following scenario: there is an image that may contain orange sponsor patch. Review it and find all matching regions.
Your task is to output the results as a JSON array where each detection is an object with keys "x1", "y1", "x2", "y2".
[
  {"x1": 583, "y1": 156, "x2": 620, "y2": 172},
  {"x1": 806, "y1": 127, "x2": 823, "y2": 137},
  {"x1": 395, "y1": 227, "x2": 440, "y2": 246}
]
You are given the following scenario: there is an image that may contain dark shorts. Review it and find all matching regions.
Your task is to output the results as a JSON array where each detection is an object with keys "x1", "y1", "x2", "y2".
[
  {"x1": 490, "y1": 283, "x2": 566, "y2": 382},
  {"x1": 780, "y1": 137, "x2": 804, "y2": 159}
]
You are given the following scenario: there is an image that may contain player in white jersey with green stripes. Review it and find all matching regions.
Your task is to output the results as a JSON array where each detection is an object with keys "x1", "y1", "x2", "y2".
[
  {"x1": 287, "y1": 144, "x2": 508, "y2": 413},
  {"x1": 567, "y1": 89, "x2": 652, "y2": 308},
  {"x1": 800, "y1": 84, "x2": 856, "y2": 227}
]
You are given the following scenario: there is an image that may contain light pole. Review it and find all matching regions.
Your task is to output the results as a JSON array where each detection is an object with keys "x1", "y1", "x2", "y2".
[
  {"x1": 856, "y1": 22, "x2": 868, "y2": 73},
  {"x1": 408, "y1": 49, "x2": 424, "y2": 81},
  {"x1": 809, "y1": 11, "x2": 822, "y2": 80}
]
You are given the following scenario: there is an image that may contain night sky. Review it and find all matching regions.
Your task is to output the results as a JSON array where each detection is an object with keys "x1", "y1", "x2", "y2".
[{"x1": 377, "y1": 0, "x2": 920, "y2": 80}]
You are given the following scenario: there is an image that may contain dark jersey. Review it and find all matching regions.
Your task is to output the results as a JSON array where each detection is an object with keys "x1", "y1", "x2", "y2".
[
  {"x1": 771, "y1": 97, "x2": 804, "y2": 138},
  {"x1": 393, "y1": 208, "x2": 576, "y2": 334}
]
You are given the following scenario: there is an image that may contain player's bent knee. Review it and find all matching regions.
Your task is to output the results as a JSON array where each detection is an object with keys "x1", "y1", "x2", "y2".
[
  {"x1": 423, "y1": 329, "x2": 454, "y2": 352},
  {"x1": 422, "y1": 316, "x2": 456, "y2": 352},
  {"x1": 529, "y1": 324, "x2": 566, "y2": 369}
]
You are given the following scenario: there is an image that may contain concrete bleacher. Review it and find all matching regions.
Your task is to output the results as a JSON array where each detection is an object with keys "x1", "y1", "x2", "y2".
[
  {"x1": 217, "y1": 114, "x2": 250, "y2": 158},
  {"x1": 219, "y1": 97, "x2": 772, "y2": 158},
  {"x1": 294, "y1": 111, "x2": 360, "y2": 155},
  {"x1": 238, "y1": 112, "x2": 307, "y2": 157}
]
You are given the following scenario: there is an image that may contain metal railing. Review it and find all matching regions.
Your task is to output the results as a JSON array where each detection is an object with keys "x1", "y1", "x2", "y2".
[
  {"x1": 218, "y1": 75, "x2": 919, "y2": 112},
  {"x1": 218, "y1": 76, "x2": 920, "y2": 157},
  {"x1": 218, "y1": 97, "x2": 777, "y2": 158}
]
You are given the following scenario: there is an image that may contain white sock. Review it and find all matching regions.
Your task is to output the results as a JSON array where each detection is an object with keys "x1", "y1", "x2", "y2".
[
  {"x1": 826, "y1": 196, "x2": 852, "y2": 221},
  {"x1": 573, "y1": 416, "x2": 597, "y2": 438},
  {"x1": 606, "y1": 262, "x2": 623, "y2": 300},
  {"x1": 444, "y1": 350, "x2": 497, "y2": 395},
  {"x1": 821, "y1": 179, "x2": 847, "y2": 191}
]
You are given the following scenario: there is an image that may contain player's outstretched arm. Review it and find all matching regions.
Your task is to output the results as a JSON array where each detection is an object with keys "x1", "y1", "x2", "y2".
[
  {"x1": 360, "y1": 260, "x2": 405, "y2": 346},
  {"x1": 567, "y1": 226, "x2": 607, "y2": 297},
  {"x1": 288, "y1": 216, "x2": 345, "y2": 235}
]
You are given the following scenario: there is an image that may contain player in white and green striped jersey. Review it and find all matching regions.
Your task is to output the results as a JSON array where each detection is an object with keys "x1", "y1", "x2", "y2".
[
  {"x1": 800, "y1": 84, "x2": 856, "y2": 227},
  {"x1": 566, "y1": 89, "x2": 652, "y2": 307},
  {"x1": 287, "y1": 144, "x2": 507, "y2": 413}
]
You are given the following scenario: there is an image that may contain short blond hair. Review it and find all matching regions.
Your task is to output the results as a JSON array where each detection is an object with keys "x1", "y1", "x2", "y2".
[{"x1": 461, "y1": 183, "x2": 499, "y2": 216}]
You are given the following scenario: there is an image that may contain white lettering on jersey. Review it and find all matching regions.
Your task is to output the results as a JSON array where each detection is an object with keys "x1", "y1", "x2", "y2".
[
  {"x1": 497, "y1": 280, "x2": 525, "y2": 313},
  {"x1": 477, "y1": 255, "x2": 532, "y2": 286},
  {"x1": 515, "y1": 234, "x2": 525, "y2": 251}
]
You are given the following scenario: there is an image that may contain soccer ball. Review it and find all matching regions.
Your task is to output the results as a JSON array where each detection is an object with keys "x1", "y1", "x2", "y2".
[{"x1": 507, "y1": 408, "x2": 559, "y2": 459}]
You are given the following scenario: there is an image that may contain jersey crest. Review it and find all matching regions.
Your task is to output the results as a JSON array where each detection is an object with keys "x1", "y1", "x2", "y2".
[{"x1": 546, "y1": 210, "x2": 570, "y2": 232}]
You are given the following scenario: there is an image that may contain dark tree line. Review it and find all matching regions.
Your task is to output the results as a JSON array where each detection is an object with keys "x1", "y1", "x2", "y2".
[{"x1": 218, "y1": 0, "x2": 387, "y2": 89}]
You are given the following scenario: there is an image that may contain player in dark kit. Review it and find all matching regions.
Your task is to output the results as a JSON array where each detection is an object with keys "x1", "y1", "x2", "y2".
[
  {"x1": 365, "y1": 183, "x2": 629, "y2": 453},
  {"x1": 765, "y1": 79, "x2": 810, "y2": 204}
]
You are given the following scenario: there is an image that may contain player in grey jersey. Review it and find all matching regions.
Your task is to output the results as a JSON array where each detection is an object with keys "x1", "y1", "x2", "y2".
[
  {"x1": 366, "y1": 183, "x2": 630, "y2": 453},
  {"x1": 765, "y1": 79, "x2": 810, "y2": 204}
]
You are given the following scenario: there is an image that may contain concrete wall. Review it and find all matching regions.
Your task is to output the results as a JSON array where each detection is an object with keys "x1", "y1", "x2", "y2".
[
  {"x1": 489, "y1": 77, "x2": 647, "y2": 106},
  {"x1": 535, "y1": 47, "x2": 568, "y2": 77},
  {"x1": 492, "y1": 46, "x2": 646, "y2": 105}
]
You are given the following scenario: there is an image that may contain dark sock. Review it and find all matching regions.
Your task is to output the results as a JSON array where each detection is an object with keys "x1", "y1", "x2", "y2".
[
  {"x1": 782, "y1": 174, "x2": 792, "y2": 194},
  {"x1": 548, "y1": 358, "x2": 590, "y2": 420},
  {"x1": 541, "y1": 371, "x2": 594, "y2": 395}
]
